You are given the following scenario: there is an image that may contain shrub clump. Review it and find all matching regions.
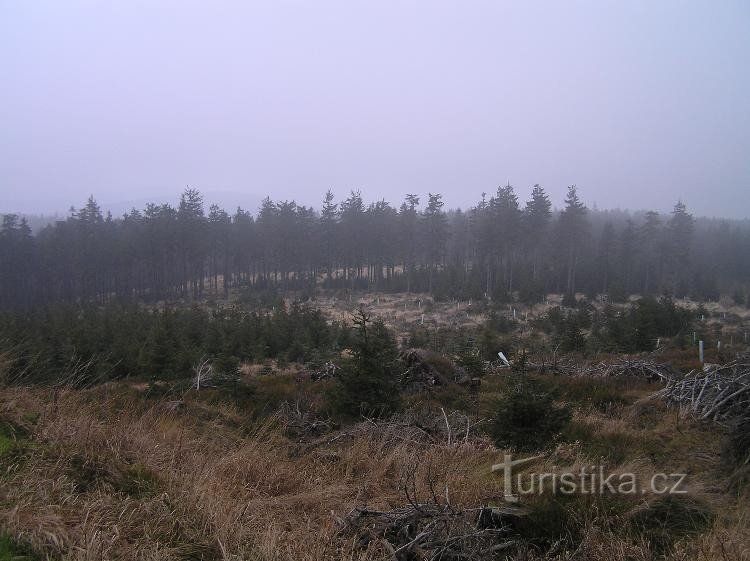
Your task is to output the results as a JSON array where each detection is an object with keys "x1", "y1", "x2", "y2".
[
  {"x1": 628, "y1": 495, "x2": 714, "y2": 555},
  {"x1": 728, "y1": 415, "x2": 750, "y2": 466},
  {"x1": 487, "y1": 380, "x2": 571, "y2": 452}
]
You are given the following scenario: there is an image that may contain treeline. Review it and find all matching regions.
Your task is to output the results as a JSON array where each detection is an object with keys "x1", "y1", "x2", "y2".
[
  {"x1": 0, "y1": 302, "x2": 342, "y2": 384},
  {"x1": 1, "y1": 185, "x2": 748, "y2": 309}
]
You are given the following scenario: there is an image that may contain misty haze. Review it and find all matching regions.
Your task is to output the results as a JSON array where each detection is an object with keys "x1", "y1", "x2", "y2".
[{"x1": 0, "y1": 2, "x2": 748, "y2": 561}]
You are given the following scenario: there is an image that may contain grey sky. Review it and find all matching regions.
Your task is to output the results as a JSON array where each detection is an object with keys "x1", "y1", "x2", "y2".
[{"x1": 1, "y1": 1, "x2": 749, "y2": 218}]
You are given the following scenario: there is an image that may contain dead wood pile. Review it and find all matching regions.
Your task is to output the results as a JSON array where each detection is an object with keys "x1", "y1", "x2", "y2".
[
  {"x1": 325, "y1": 407, "x2": 488, "y2": 448},
  {"x1": 581, "y1": 358, "x2": 676, "y2": 381},
  {"x1": 400, "y1": 348, "x2": 469, "y2": 389},
  {"x1": 308, "y1": 360, "x2": 339, "y2": 381},
  {"x1": 191, "y1": 356, "x2": 241, "y2": 389},
  {"x1": 524, "y1": 356, "x2": 578, "y2": 376},
  {"x1": 336, "y1": 472, "x2": 521, "y2": 561},
  {"x1": 654, "y1": 358, "x2": 750, "y2": 422},
  {"x1": 400, "y1": 348, "x2": 444, "y2": 388},
  {"x1": 277, "y1": 399, "x2": 335, "y2": 438},
  {"x1": 338, "y1": 503, "x2": 519, "y2": 560},
  {"x1": 525, "y1": 356, "x2": 676, "y2": 381}
]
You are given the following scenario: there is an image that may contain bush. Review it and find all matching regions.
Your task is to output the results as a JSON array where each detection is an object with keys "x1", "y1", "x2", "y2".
[
  {"x1": 0, "y1": 302, "x2": 339, "y2": 384},
  {"x1": 487, "y1": 380, "x2": 571, "y2": 452},
  {"x1": 728, "y1": 415, "x2": 750, "y2": 466},
  {"x1": 486, "y1": 311, "x2": 518, "y2": 333},
  {"x1": 562, "y1": 293, "x2": 578, "y2": 308},
  {"x1": 455, "y1": 346, "x2": 485, "y2": 378},
  {"x1": 560, "y1": 322, "x2": 587, "y2": 354},
  {"x1": 512, "y1": 492, "x2": 632, "y2": 550},
  {"x1": 479, "y1": 328, "x2": 501, "y2": 361},
  {"x1": 511, "y1": 494, "x2": 580, "y2": 547},
  {"x1": 732, "y1": 289, "x2": 746, "y2": 307},
  {"x1": 593, "y1": 297, "x2": 693, "y2": 353},
  {"x1": 547, "y1": 377, "x2": 633, "y2": 413},
  {"x1": 0, "y1": 534, "x2": 38, "y2": 560},
  {"x1": 628, "y1": 495, "x2": 714, "y2": 555},
  {"x1": 518, "y1": 282, "x2": 545, "y2": 305},
  {"x1": 562, "y1": 421, "x2": 646, "y2": 464},
  {"x1": 0, "y1": 419, "x2": 26, "y2": 459},
  {"x1": 406, "y1": 326, "x2": 431, "y2": 348},
  {"x1": 213, "y1": 352, "x2": 240, "y2": 375}
]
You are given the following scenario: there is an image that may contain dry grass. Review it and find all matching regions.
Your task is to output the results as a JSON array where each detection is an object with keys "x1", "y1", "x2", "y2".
[
  {"x1": 311, "y1": 291, "x2": 490, "y2": 340},
  {"x1": 0, "y1": 378, "x2": 748, "y2": 560},
  {"x1": 0, "y1": 385, "x2": 502, "y2": 560}
]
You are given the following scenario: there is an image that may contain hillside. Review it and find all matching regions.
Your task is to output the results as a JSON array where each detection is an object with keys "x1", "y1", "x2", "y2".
[{"x1": 0, "y1": 292, "x2": 748, "y2": 560}]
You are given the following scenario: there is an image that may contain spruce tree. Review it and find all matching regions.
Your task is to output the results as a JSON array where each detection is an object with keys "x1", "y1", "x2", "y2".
[
  {"x1": 327, "y1": 307, "x2": 400, "y2": 418},
  {"x1": 558, "y1": 185, "x2": 588, "y2": 296},
  {"x1": 523, "y1": 184, "x2": 551, "y2": 282}
]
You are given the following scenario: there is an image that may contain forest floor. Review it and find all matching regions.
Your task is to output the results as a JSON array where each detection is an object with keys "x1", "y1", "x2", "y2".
[{"x1": 1, "y1": 366, "x2": 748, "y2": 560}]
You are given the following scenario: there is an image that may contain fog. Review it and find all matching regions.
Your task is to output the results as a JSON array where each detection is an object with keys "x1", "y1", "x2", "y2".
[{"x1": 1, "y1": 0, "x2": 749, "y2": 218}]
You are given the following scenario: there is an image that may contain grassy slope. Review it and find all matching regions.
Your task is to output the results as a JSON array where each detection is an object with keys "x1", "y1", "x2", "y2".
[{"x1": 0, "y1": 372, "x2": 747, "y2": 561}]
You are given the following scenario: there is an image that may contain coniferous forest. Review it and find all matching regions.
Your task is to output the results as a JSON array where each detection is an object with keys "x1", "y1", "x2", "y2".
[{"x1": 1, "y1": 185, "x2": 748, "y2": 311}]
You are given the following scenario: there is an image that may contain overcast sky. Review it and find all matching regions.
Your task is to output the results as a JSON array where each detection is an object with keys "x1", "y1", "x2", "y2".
[{"x1": 1, "y1": 1, "x2": 749, "y2": 218}]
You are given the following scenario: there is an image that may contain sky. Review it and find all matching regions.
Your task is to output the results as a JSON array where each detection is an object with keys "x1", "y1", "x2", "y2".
[{"x1": 1, "y1": 1, "x2": 749, "y2": 219}]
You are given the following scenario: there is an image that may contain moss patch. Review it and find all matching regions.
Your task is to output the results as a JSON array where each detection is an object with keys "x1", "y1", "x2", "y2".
[
  {"x1": 0, "y1": 534, "x2": 39, "y2": 561},
  {"x1": 0, "y1": 420, "x2": 26, "y2": 459}
]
